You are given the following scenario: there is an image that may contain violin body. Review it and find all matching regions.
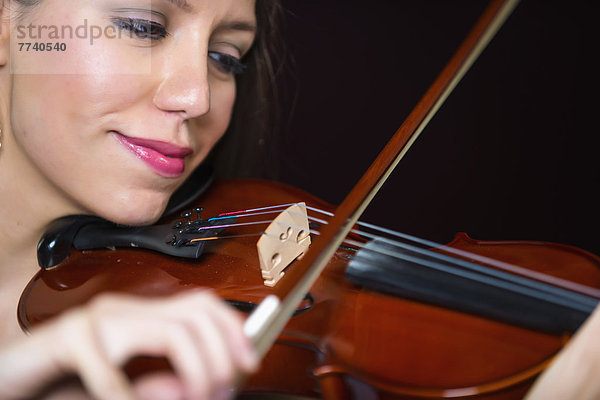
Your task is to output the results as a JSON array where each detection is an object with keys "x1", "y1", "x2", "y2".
[{"x1": 19, "y1": 179, "x2": 600, "y2": 399}]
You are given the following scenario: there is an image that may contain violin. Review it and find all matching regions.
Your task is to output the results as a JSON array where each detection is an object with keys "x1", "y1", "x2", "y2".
[
  {"x1": 18, "y1": 179, "x2": 600, "y2": 398},
  {"x1": 16, "y1": 0, "x2": 600, "y2": 398}
]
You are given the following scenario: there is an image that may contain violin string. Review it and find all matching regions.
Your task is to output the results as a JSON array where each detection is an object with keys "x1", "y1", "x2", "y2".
[
  {"x1": 190, "y1": 232, "x2": 264, "y2": 243},
  {"x1": 206, "y1": 203, "x2": 600, "y2": 295},
  {"x1": 302, "y1": 205, "x2": 600, "y2": 304},
  {"x1": 190, "y1": 230, "x2": 305, "y2": 244},
  {"x1": 205, "y1": 205, "x2": 329, "y2": 231},
  {"x1": 204, "y1": 202, "x2": 598, "y2": 294},
  {"x1": 194, "y1": 202, "x2": 600, "y2": 307},
  {"x1": 303, "y1": 204, "x2": 600, "y2": 298},
  {"x1": 194, "y1": 219, "x2": 274, "y2": 231},
  {"x1": 336, "y1": 234, "x2": 597, "y2": 312},
  {"x1": 344, "y1": 228, "x2": 597, "y2": 306},
  {"x1": 308, "y1": 228, "x2": 597, "y2": 311},
  {"x1": 215, "y1": 203, "x2": 300, "y2": 217},
  {"x1": 225, "y1": 218, "x2": 596, "y2": 311},
  {"x1": 208, "y1": 209, "x2": 289, "y2": 223},
  {"x1": 194, "y1": 218, "x2": 310, "y2": 235},
  {"x1": 200, "y1": 220, "x2": 596, "y2": 312}
]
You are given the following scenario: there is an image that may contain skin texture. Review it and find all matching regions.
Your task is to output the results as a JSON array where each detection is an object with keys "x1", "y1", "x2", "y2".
[
  {"x1": 6, "y1": 0, "x2": 255, "y2": 226},
  {"x1": 525, "y1": 304, "x2": 600, "y2": 400},
  {"x1": 0, "y1": 0, "x2": 259, "y2": 398}
]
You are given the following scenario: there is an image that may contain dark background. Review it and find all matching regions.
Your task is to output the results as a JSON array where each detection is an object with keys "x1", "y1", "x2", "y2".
[{"x1": 270, "y1": 0, "x2": 600, "y2": 255}]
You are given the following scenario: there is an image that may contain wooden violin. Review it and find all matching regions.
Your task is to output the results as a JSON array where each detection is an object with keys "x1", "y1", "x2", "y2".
[{"x1": 18, "y1": 178, "x2": 600, "y2": 399}]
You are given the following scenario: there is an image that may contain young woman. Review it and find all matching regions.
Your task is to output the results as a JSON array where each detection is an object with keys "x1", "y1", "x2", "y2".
[
  {"x1": 1, "y1": 0, "x2": 599, "y2": 399},
  {"x1": 0, "y1": 0, "x2": 280, "y2": 398}
]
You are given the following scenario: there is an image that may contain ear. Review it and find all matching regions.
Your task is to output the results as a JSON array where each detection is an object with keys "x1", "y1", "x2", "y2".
[{"x1": 0, "y1": 0, "x2": 10, "y2": 67}]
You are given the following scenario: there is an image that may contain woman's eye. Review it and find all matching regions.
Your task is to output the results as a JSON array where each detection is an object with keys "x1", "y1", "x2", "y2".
[
  {"x1": 112, "y1": 17, "x2": 169, "y2": 41},
  {"x1": 208, "y1": 52, "x2": 247, "y2": 75}
]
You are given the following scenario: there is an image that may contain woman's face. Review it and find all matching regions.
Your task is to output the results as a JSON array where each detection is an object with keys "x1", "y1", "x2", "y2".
[{"x1": 6, "y1": 0, "x2": 256, "y2": 225}]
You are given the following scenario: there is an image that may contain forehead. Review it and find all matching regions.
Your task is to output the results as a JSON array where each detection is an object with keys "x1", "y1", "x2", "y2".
[{"x1": 166, "y1": 0, "x2": 256, "y2": 20}]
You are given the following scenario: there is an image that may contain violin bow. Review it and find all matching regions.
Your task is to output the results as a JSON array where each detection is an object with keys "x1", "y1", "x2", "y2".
[{"x1": 244, "y1": 0, "x2": 521, "y2": 363}]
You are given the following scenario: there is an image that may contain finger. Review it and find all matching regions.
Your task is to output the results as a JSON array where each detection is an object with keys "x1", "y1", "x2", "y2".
[
  {"x1": 76, "y1": 291, "x2": 257, "y2": 399},
  {"x1": 93, "y1": 306, "x2": 211, "y2": 398},
  {"x1": 163, "y1": 291, "x2": 258, "y2": 373},
  {"x1": 161, "y1": 323, "x2": 212, "y2": 400},
  {"x1": 151, "y1": 292, "x2": 240, "y2": 396},
  {"x1": 185, "y1": 308, "x2": 237, "y2": 389},
  {"x1": 89, "y1": 305, "x2": 212, "y2": 400},
  {"x1": 133, "y1": 372, "x2": 185, "y2": 400},
  {"x1": 151, "y1": 291, "x2": 258, "y2": 397},
  {"x1": 201, "y1": 296, "x2": 259, "y2": 372},
  {"x1": 61, "y1": 309, "x2": 135, "y2": 400}
]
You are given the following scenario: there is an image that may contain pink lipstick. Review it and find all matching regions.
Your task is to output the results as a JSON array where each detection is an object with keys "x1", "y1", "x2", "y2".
[{"x1": 114, "y1": 132, "x2": 192, "y2": 178}]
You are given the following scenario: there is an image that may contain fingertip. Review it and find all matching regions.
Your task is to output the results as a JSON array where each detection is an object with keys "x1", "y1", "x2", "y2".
[
  {"x1": 84, "y1": 370, "x2": 136, "y2": 400},
  {"x1": 241, "y1": 343, "x2": 260, "y2": 373},
  {"x1": 213, "y1": 386, "x2": 237, "y2": 400},
  {"x1": 133, "y1": 373, "x2": 186, "y2": 400}
]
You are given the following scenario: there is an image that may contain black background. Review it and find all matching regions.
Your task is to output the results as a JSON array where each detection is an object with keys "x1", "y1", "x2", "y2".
[{"x1": 270, "y1": 0, "x2": 600, "y2": 255}]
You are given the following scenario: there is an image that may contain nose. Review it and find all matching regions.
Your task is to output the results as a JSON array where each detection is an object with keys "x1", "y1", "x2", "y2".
[{"x1": 153, "y1": 38, "x2": 211, "y2": 119}]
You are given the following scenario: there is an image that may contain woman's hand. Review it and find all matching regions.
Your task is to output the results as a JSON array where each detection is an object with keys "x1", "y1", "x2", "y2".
[
  {"x1": 526, "y1": 304, "x2": 600, "y2": 400},
  {"x1": 0, "y1": 290, "x2": 258, "y2": 400}
]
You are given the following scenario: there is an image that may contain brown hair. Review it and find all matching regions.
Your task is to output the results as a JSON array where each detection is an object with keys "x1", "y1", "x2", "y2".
[{"x1": 210, "y1": 0, "x2": 284, "y2": 178}]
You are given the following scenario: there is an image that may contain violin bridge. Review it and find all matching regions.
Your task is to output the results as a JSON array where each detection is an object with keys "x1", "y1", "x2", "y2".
[{"x1": 257, "y1": 202, "x2": 311, "y2": 287}]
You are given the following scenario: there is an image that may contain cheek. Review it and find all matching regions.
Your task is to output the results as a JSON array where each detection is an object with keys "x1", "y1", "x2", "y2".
[
  {"x1": 10, "y1": 75, "x2": 83, "y2": 169},
  {"x1": 10, "y1": 8, "x2": 153, "y2": 149},
  {"x1": 10, "y1": 24, "x2": 146, "y2": 145},
  {"x1": 10, "y1": 69, "x2": 140, "y2": 166},
  {"x1": 8, "y1": 70, "x2": 157, "y2": 224}
]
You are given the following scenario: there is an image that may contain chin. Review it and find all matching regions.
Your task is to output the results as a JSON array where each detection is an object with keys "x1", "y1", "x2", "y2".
[
  {"x1": 104, "y1": 208, "x2": 164, "y2": 226},
  {"x1": 117, "y1": 212, "x2": 164, "y2": 227},
  {"x1": 95, "y1": 194, "x2": 169, "y2": 227}
]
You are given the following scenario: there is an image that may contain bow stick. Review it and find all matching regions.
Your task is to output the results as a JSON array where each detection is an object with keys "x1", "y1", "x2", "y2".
[{"x1": 244, "y1": 0, "x2": 521, "y2": 363}]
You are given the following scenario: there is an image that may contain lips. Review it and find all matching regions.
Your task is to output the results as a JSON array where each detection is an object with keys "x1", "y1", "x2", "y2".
[{"x1": 113, "y1": 132, "x2": 192, "y2": 178}]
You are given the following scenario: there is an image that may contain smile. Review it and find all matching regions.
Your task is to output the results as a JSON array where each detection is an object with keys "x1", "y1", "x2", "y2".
[{"x1": 113, "y1": 132, "x2": 193, "y2": 178}]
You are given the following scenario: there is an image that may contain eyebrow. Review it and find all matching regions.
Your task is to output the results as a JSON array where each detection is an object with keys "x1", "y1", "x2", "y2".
[
  {"x1": 217, "y1": 21, "x2": 257, "y2": 34},
  {"x1": 166, "y1": 0, "x2": 192, "y2": 12},
  {"x1": 163, "y1": 0, "x2": 256, "y2": 34}
]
